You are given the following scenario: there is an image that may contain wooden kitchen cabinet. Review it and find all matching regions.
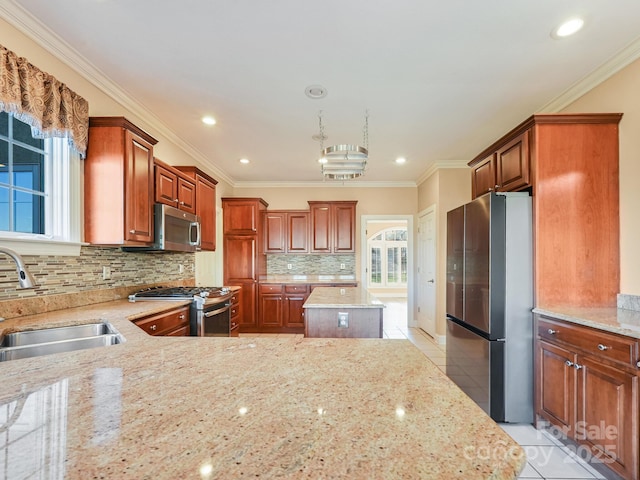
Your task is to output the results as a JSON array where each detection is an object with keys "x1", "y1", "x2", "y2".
[
  {"x1": 229, "y1": 288, "x2": 241, "y2": 337},
  {"x1": 535, "y1": 314, "x2": 639, "y2": 480},
  {"x1": 257, "y1": 283, "x2": 310, "y2": 333},
  {"x1": 223, "y1": 198, "x2": 268, "y2": 331},
  {"x1": 154, "y1": 159, "x2": 196, "y2": 214},
  {"x1": 469, "y1": 131, "x2": 530, "y2": 198},
  {"x1": 133, "y1": 305, "x2": 190, "y2": 336},
  {"x1": 176, "y1": 166, "x2": 218, "y2": 251},
  {"x1": 264, "y1": 210, "x2": 309, "y2": 254},
  {"x1": 284, "y1": 284, "x2": 309, "y2": 328},
  {"x1": 308, "y1": 201, "x2": 357, "y2": 253},
  {"x1": 84, "y1": 117, "x2": 158, "y2": 246},
  {"x1": 259, "y1": 284, "x2": 283, "y2": 327}
]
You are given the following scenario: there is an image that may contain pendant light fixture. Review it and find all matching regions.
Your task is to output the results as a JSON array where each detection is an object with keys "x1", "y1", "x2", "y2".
[{"x1": 316, "y1": 110, "x2": 369, "y2": 180}]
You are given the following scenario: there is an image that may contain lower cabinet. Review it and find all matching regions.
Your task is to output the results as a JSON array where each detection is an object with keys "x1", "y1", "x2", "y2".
[
  {"x1": 133, "y1": 305, "x2": 190, "y2": 336},
  {"x1": 535, "y1": 314, "x2": 639, "y2": 480},
  {"x1": 257, "y1": 283, "x2": 312, "y2": 333},
  {"x1": 230, "y1": 289, "x2": 241, "y2": 337}
]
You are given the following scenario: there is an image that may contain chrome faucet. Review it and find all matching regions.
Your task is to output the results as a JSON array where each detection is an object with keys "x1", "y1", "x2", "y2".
[{"x1": 0, "y1": 247, "x2": 37, "y2": 289}]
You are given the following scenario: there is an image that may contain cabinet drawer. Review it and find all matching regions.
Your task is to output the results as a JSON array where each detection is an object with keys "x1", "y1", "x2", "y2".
[
  {"x1": 230, "y1": 293, "x2": 240, "y2": 306},
  {"x1": 538, "y1": 316, "x2": 639, "y2": 368},
  {"x1": 230, "y1": 305, "x2": 240, "y2": 319},
  {"x1": 259, "y1": 284, "x2": 283, "y2": 294},
  {"x1": 285, "y1": 284, "x2": 309, "y2": 294},
  {"x1": 134, "y1": 306, "x2": 190, "y2": 336}
]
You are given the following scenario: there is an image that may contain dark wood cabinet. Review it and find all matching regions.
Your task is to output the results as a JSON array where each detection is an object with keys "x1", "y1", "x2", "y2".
[
  {"x1": 308, "y1": 201, "x2": 357, "y2": 253},
  {"x1": 154, "y1": 159, "x2": 196, "y2": 214},
  {"x1": 133, "y1": 305, "x2": 190, "y2": 336},
  {"x1": 284, "y1": 284, "x2": 309, "y2": 328},
  {"x1": 222, "y1": 198, "x2": 268, "y2": 332},
  {"x1": 257, "y1": 283, "x2": 310, "y2": 333},
  {"x1": 469, "y1": 131, "x2": 530, "y2": 198},
  {"x1": 259, "y1": 284, "x2": 283, "y2": 327},
  {"x1": 176, "y1": 166, "x2": 218, "y2": 251},
  {"x1": 229, "y1": 288, "x2": 241, "y2": 337},
  {"x1": 535, "y1": 314, "x2": 639, "y2": 480},
  {"x1": 85, "y1": 117, "x2": 157, "y2": 246},
  {"x1": 264, "y1": 211, "x2": 309, "y2": 254}
]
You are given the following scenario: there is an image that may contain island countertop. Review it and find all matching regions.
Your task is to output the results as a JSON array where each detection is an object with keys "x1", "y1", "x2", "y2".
[
  {"x1": 303, "y1": 286, "x2": 384, "y2": 309},
  {"x1": 0, "y1": 300, "x2": 524, "y2": 479}
]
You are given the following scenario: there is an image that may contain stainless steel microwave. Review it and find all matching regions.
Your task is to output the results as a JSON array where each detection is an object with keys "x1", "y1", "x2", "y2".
[{"x1": 123, "y1": 203, "x2": 201, "y2": 252}]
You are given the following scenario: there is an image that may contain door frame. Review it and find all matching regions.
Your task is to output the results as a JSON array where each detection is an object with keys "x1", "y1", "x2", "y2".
[{"x1": 360, "y1": 215, "x2": 415, "y2": 327}]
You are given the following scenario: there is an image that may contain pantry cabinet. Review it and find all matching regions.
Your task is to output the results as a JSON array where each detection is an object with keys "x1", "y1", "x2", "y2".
[
  {"x1": 308, "y1": 201, "x2": 357, "y2": 253},
  {"x1": 535, "y1": 314, "x2": 639, "y2": 480},
  {"x1": 85, "y1": 117, "x2": 158, "y2": 246}
]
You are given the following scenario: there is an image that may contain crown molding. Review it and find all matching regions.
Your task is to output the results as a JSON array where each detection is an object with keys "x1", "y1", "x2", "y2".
[
  {"x1": 0, "y1": 0, "x2": 234, "y2": 186},
  {"x1": 234, "y1": 180, "x2": 418, "y2": 189},
  {"x1": 539, "y1": 35, "x2": 640, "y2": 113},
  {"x1": 416, "y1": 161, "x2": 469, "y2": 186}
]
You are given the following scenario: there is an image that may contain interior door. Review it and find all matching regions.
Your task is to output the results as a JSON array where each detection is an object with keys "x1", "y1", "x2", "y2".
[{"x1": 417, "y1": 209, "x2": 436, "y2": 337}]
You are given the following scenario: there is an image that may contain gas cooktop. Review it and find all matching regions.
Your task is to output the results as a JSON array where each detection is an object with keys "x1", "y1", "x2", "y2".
[{"x1": 128, "y1": 286, "x2": 231, "y2": 302}]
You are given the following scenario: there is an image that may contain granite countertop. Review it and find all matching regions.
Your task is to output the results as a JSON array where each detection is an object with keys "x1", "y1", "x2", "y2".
[
  {"x1": 533, "y1": 305, "x2": 640, "y2": 339},
  {"x1": 0, "y1": 300, "x2": 524, "y2": 479},
  {"x1": 303, "y1": 286, "x2": 384, "y2": 309},
  {"x1": 260, "y1": 274, "x2": 357, "y2": 284}
]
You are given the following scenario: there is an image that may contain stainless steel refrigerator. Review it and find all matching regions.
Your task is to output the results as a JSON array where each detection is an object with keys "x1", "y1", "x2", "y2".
[{"x1": 446, "y1": 192, "x2": 533, "y2": 423}]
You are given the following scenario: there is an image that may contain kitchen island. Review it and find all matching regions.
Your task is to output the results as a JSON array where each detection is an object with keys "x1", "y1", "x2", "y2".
[
  {"x1": 303, "y1": 286, "x2": 385, "y2": 338},
  {"x1": 0, "y1": 301, "x2": 525, "y2": 479}
]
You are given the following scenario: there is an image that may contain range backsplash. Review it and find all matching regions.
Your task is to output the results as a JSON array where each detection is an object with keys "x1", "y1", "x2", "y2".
[
  {"x1": 0, "y1": 246, "x2": 195, "y2": 302},
  {"x1": 267, "y1": 254, "x2": 355, "y2": 275}
]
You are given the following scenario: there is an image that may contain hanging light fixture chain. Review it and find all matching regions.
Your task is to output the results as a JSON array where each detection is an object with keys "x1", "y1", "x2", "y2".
[
  {"x1": 318, "y1": 110, "x2": 325, "y2": 152},
  {"x1": 363, "y1": 110, "x2": 369, "y2": 150}
]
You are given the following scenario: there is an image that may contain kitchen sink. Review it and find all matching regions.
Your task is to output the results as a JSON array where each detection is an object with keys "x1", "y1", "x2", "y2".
[{"x1": 0, "y1": 322, "x2": 125, "y2": 362}]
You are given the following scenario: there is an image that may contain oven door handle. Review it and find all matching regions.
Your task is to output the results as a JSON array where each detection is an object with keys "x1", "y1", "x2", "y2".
[{"x1": 204, "y1": 304, "x2": 230, "y2": 317}]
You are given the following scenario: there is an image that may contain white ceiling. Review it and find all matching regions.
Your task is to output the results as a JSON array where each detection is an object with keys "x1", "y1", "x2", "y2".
[{"x1": 4, "y1": 0, "x2": 640, "y2": 186}]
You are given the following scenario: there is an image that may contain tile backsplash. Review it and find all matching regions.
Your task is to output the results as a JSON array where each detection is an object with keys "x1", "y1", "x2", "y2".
[
  {"x1": 267, "y1": 254, "x2": 355, "y2": 275},
  {"x1": 0, "y1": 246, "x2": 194, "y2": 301}
]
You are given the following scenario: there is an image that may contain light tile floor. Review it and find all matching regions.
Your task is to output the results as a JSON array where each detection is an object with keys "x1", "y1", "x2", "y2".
[{"x1": 241, "y1": 299, "x2": 615, "y2": 479}]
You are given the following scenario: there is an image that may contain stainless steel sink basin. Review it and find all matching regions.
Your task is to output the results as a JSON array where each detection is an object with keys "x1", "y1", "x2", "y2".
[{"x1": 0, "y1": 322, "x2": 125, "y2": 361}]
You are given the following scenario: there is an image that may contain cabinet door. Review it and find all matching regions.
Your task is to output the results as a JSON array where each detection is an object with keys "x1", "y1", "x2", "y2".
[
  {"x1": 232, "y1": 280, "x2": 257, "y2": 328},
  {"x1": 536, "y1": 340, "x2": 576, "y2": 432},
  {"x1": 333, "y1": 203, "x2": 356, "y2": 253},
  {"x1": 471, "y1": 154, "x2": 495, "y2": 199},
  {"x1": 223, "y1": 200, "x2": 260, "y2": 234},
  {"x1": 196, "y1": 175, "x2": 216, "y2": 251},
  {"x1": 177, "y1": 177, "x2": 196, "y2": 214},
  {"x1": 284, "y1": 294, "x2": 306, "y2": 328},
  {"x1": 260, "y1": 294, "x2": 283, "y2": 327},
  {"x1": 264, "y1": 212, "x2": 286, "y2": 253},
  {"x1": 287, "y1": 212, "x2": 309, "y2": 253},
  {"x1": 576, "y1": 355, "x2": 638, "y2": 479},
  {"x1": 310, "y1": 203, "x2": 332, "y2": 253},
  {"x1": 155, "y1": 163, "x2": 178, "y2": 206},
  {"x1": 496, "y1": 131, "x2": 530, "y2": 192},
  {"x1": 124, "y1": 131, "x2": 154, "y2": 242},
  {"x1": 223, "y1": 235, "x2": 256, "y2": 279}
]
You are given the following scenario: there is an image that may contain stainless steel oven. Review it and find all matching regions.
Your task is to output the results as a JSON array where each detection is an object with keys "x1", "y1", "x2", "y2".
[{"x1": 129, "y1": 286, "x2": 234, "y2": 336}]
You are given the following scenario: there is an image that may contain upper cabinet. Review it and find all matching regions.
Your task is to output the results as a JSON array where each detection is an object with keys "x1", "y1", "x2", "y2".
[
  {"x1": 155, "y1": 159, "x2": 196, "y2": 214},
  {"x1": 264, "y1": 211, "x2": 309, "y2": 254},
  {"x1": 176, "y1": 166, "x2": 218, "y2": 251},
  {"x1": 223, "y1": 198, "x2": 267, "y2": 235},
  {"x1": 469, "y1": 131, "x2": 530, "y2": 198},
  {"x1": 85, "y1": 117, "x2": 158, "y2": 246},
  {"x1": 308, "y1": 201, "x2": 357, "y2": 253}
]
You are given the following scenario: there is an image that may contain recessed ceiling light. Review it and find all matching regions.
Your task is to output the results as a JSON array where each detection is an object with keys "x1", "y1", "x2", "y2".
[
  {"x1": 239, "y1": 158, "x2": 250, "y2": 164},
  {"x1": 305, "y1": 85, "x2": 328, "y2": 99},
  {"x1": 202, "y1": 116, "x2": 216, "y2": 126},
  {"x1": 395, "y1": 157, "x2": 407, "y2": 165},
  {"x1": 552, "y1": 17, "x2": 584, "y2": 38}
]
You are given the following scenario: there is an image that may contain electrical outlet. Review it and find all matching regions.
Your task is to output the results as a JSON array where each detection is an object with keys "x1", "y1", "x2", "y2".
[
  {"x1": 178, "y1": 264, "x2": 185, "y2": 274},
  {"x1": 287, "y1": 263, "x2": 292, "y2": 270},
  {"x1": 340, "y1": 263, "x2": 345, "y2": 270},
  {"x1": 102, "y1": 266, "x2": 111, "y2": 280},
  {"x1": 337, "y1": 312, "x2": 349, "y2": 328}
]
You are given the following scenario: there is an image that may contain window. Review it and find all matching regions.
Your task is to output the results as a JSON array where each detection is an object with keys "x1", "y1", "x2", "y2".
[
  {"x1": 368, "y1": 228, "x2": 408, "y2": 288},
  {"x1": 0, "y1": 112, "x2": 82, "y2": 255}
]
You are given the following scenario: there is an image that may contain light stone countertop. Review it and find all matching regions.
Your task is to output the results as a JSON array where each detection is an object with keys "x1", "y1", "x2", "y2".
[
  {"x1": 260, "y1": 274, "x2": 357, "y2": 284},
  {"x1": 304, "y1": 286, "x2": 384, "y2": 309},
  {"x1": 0, "y1": 299, "x2": 524, "y2": 479},
  {"x1": 533, "y1": 305, "x2": 640, "y2": 339}
]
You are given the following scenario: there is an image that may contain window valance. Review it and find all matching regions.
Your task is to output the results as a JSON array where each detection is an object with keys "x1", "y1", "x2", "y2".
[{"x1": 0, "y1": 44, "x2": 89, "y2": 157}]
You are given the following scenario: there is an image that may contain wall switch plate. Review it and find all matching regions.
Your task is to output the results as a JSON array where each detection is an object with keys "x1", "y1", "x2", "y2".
[
  {"x1": 178, "y1": 264, "x2": 184, "y2": 274},
  {"x1": 102, "y1": 266, "x2": 111, "y2": 280},
  {"x1": 287, "y1": 263, "x2": 292, "y2": 270},
  {"x1": 340, "y1": 263, "x2": 345, "y2": 270},
  {"x1": 338, "y1": 312, "x2": 349, "y2": 328}
]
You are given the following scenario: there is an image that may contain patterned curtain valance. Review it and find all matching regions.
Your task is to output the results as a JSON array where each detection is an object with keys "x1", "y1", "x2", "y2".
[{"x1": 0, "y1": 44, "x2": 89, "y2": 157}]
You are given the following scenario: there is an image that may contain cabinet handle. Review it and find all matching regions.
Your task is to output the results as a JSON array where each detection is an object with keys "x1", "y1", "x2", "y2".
[
  {"x1": 129, "y1": 229, "x2": 135, "y2": 234},
  {"x1": 179, "y1": 314, "x2": 185, "y2": 320},
  {"x1": 597, "y1": 344, "x2": 609, "y2": 351},
  {"x1": 179, "y1": 201, "x2": 185, "y2": 206},
  {"x1": 150, "y1": 324, "x2": 157, "y2": 331},
  {"x1": 174, "y1": 198, "x2": 179, "y2": 203},
  {"x1": 565, "y1": 360, "x2": 574, "y2": 367},
  {"x1": 547, "y1": 329, "x2": 557, "y2": 335},
  {"x1": 574, "y1": 363, "x2": 583, "y2": 370},
  {"x1": 495, "y1": 184, "x2": 501, "y2": 189}
]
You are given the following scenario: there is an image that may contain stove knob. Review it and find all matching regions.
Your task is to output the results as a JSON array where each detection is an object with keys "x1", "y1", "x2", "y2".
[{"x1": 199, "y1": 291, "x2": 210, "y2": 298}]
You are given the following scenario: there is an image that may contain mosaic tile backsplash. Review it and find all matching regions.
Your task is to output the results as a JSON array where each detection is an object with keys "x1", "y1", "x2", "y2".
[
  {"x1": 267, "y1": 254, "x2": 355, "y2": 275},
  {"x1": 0, "y1": 246, "x2": 195, "y2": 301}
]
